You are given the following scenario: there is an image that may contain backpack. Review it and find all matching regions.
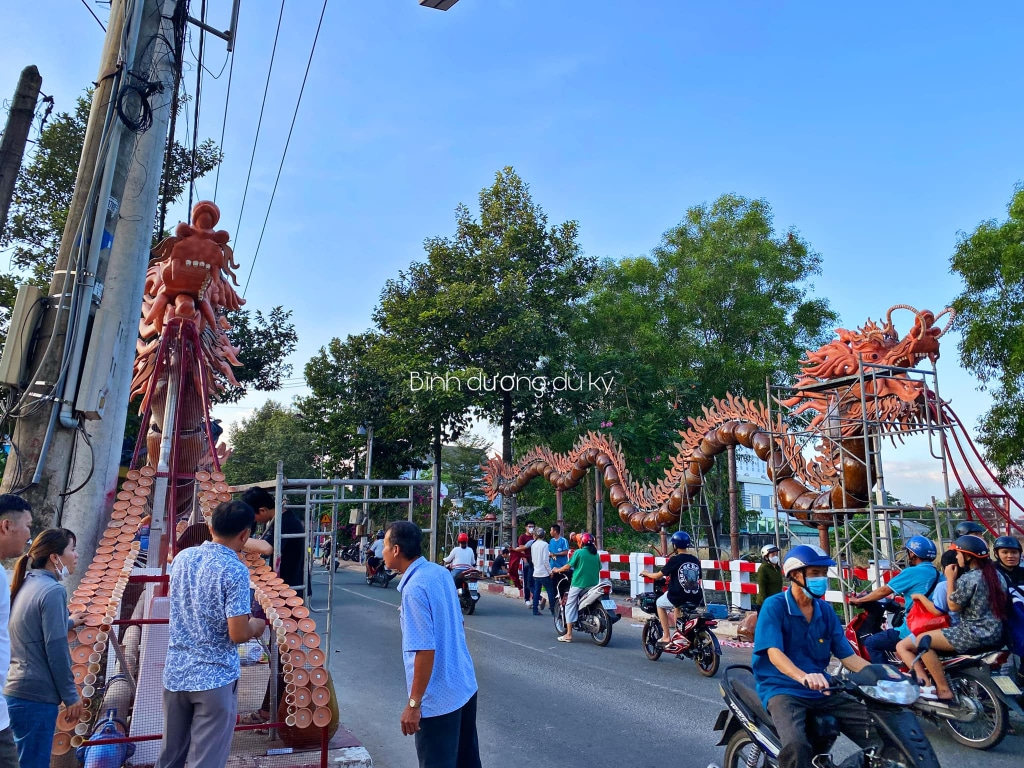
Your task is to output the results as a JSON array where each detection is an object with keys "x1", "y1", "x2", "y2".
[{"x1": 999, "y1": 574, "x2": 1024, "y2": 656}]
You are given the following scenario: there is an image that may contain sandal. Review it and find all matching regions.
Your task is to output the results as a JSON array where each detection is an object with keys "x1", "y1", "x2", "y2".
[
  {"x1": 239, "y1": 711, "x2": 269, "y2": 726},
  {"x1": 557, "y1": 635, "x2": 572, "y2": 643}
]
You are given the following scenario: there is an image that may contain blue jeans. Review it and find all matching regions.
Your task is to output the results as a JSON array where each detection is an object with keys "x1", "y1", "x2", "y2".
[
  {"x1": 5, "y1": 696, "x2": 59, "y2": 768},
  {"x1": 532, "y1": 575, "x2": 555, "y2": 613},
  {"x1": 865, "y1": 628, "x2": 900, "y2": 664}
]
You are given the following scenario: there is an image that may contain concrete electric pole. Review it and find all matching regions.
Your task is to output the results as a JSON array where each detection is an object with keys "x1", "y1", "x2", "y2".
[
  {"x1": 0, "y1": 65, "x2": 43, "y2": 243},
  {"x1": 0, "y1": 0, "x2": 180, "y2": 574}
]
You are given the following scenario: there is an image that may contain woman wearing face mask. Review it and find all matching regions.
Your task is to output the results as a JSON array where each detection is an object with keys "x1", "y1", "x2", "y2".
[
  {"x1": 3, "y1": 528, "x2": 84, "y2": 768},
  {"x1": 754, "y1": 544, "x2": 783, "y2": 612}
]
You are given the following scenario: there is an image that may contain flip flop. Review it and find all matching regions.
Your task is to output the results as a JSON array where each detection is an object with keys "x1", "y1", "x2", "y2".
[{"x1": 557, "y1": 635, "x2": 572, "y2": 643}]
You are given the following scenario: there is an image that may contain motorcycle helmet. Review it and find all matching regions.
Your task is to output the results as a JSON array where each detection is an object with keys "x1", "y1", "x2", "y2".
[
  {"x1": 579, "y1": 532, "x2": 595, "y2": 546},
  {"x1": 903, "y1": 535, "x2": 937, "y2": 562},
  {"x1": 457, "y1": 532, "x2": 469, "y2": 544},
  {"x1": 950, "y1": 534, "x2": 989, "y2": 559},
  {"x1": 993, "y1": 535, "x2": 1022, "y2": 553},
  {"x1": 670, "y1": 530, "x2": 692, "y2": 550},
  {"x1": 782, "y1": 544, "x2": 836, "y2": 577},
  {"x1": 761, "y1": 544, "x2": 780, "y2": 558},
  {"x1": 953, "y1": 520, "x2": 986, "y2": 538},
  {"x1": 375, "y1": 530, "x2": 385, "y2": 539}
]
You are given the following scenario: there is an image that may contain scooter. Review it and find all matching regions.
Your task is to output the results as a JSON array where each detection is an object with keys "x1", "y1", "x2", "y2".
[
  {"x1": 635, "y1": 586, "x2": 722, "y2": 677},
  {"x1": 340, "y1": 542, "x2": 361, "y2": 561},
  {"x1": 365, "y1": 556, "x2": 395, "y2": 587},
  {"x1": 451, "y1": 565, "x2": 482, "y2": 615},
  {"x1": 846, "y1": 592, "x2": 1019, "y2": 750},
  {"x1": 552, "y1": 570, "x2": 620, "y2": 646},
  {"x1": 713, "y1": 637, "x2": 941, "y2": 768}
]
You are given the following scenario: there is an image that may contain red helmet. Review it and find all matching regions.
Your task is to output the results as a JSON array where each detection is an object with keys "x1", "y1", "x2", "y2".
[
  {"x1": 579, "y1": 533, "x2": 594, "y2": 546},
  {"x1": 457, "y1": 533, "x2": 469, "y2": 544}
]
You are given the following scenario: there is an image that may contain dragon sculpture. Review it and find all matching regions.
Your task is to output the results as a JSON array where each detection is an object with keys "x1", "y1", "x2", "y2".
[
  {"x1": 57, "y1": 202, "x2": 335, "y2": 762},
  {"x1": 482, "y1": 305, "x2": 953, "y2": 533}
]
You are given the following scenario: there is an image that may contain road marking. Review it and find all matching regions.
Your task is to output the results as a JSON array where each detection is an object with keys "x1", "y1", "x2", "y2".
[{"x1": 337, "y1": 581, "x2": 719, "y2": 705}]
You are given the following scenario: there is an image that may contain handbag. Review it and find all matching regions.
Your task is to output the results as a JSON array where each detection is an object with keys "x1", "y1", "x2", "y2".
[{"x1": 905, "y1": 599, "x2": 950, "y2": 635}]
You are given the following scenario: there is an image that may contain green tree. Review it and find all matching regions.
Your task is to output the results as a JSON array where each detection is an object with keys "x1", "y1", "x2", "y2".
[
  {"x1": 374, "y1": 167, "x2": 594, "y2": 465},
  {"x1": 218, "y1": 307, "x2": 299, "y2": 402},
  {"x1": 950, "y1": 185, "x2": 1024, "y2": 484},
  {"x1": 222, "y1": 400, "x2": 316, "y2": 485},
  {"x1": 441, "y1": 435, "x2": 491, "y2": 500}
]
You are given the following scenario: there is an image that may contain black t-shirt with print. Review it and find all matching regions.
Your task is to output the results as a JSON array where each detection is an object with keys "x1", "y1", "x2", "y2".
[
  {"x1": 263, "y1": 509, "x2": 306, "y2": 588},
  {"x1": 661, "y1": 552, "x2": 704, "y2": 607}
]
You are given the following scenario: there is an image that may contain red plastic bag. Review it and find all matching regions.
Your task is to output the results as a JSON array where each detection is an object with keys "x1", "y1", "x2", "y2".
[{"x1": 905, "y1": 601, "x2": 950, "y2": 636}]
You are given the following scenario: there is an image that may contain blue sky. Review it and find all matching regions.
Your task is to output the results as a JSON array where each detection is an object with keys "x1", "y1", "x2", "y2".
[{"x1": 3, "y1": 0, "x2": 1023, "y2": 506}]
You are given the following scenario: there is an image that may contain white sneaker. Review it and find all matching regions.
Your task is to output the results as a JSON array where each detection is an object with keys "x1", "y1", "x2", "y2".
[{"x1": 919, "y1": 686, "x2": 938, "y2": 700}]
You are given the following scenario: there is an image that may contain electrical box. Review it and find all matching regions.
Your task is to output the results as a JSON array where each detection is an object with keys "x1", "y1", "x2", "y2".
[
  {"x1": 74, "y1": 308, "x2": 125, "y2": 420},
  {"x1": 0, "y1": 284, "x2": 44, "y2": 388}
]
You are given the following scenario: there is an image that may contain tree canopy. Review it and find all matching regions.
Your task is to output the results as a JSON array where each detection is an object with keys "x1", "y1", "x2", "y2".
[
  {"x1": 222, "y1": 400, "x2": 316, "y2": 485},
  {"x1": 950, "y1": 185, "x2": 1024, "y2": 483}
]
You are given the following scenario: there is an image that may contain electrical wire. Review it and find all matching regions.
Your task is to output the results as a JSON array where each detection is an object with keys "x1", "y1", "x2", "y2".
[
  {"x1": 242, "y1": 0, "x2": 330, "y2": 297},
  {"x1": 212, "y1": 45, "x2": 236, "y2": 202},
  {"x1": 187, "y1": 0, "x2": 207, "y2": 214},
  {"x1": 233, "y1": 0, "x2": 288, "y2": 246},
  {"x1": 79, "y1": 0, "x2": 107, "y2": 31}
]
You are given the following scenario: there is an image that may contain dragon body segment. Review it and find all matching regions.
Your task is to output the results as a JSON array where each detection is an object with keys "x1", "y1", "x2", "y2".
[{"x1": 482, "y1": 306, "x2": 952, "y2": 532}]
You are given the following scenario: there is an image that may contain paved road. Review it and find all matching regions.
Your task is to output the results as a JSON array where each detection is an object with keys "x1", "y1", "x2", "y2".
[{"x1": 319, "y1": 566, "x2": 1023, "y2": 768}]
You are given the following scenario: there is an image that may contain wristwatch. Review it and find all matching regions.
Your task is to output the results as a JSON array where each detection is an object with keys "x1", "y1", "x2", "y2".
[{"x1": 408, "y1": 698, "x2": 419, "y2": 709}]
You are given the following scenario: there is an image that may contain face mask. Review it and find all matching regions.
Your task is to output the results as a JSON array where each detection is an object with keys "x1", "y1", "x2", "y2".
[
  {"x1": 802, "y1": 576, "x2": 828, "y2": 598},
  {"x1": 526, "y1": 527, "x2": 534, "y2": 533},
  {"x1": 55, "y1": 556, "x2": 70, "y2": 581},
  {"x1": 768, "y1": 555, "x2": 779, "y2": 565}
]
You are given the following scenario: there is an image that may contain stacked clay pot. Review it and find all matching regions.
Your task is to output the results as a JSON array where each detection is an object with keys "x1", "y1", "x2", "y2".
[
  {"x1": 195, "y1": 470, "x2": 232, "y2": 518},
  {"x1": 244, "y1": 549, "x2": 338, "y2": 748},
  {"x1": 56, "y1": 467, "x2": 151, "y2": 757}
]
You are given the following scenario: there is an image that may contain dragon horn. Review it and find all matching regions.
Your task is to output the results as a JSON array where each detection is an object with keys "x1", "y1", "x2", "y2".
[
  {"x1": 933, "y1": 307, "x2": 956, "y2": 336},
  {"x1": 885, "y1": 303, "x2": 919, "y2": 326}
]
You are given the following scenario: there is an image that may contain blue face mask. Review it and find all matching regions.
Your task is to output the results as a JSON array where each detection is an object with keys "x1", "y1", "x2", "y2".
[{"x1": 803, "y1": 576, "x2": 829, "y2": 598}]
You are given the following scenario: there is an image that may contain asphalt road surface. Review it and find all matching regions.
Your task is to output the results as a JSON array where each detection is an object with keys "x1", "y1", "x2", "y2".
[{"x1": 318, "y1": 566, "x2": 1023, "y2": 768}]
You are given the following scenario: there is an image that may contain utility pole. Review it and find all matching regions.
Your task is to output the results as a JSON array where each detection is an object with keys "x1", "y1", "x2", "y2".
[
  {"x1": 0, "y1": 66, "x2": 42, "y2": 243},
  {"x1": 59, "y1": 0, "x2": 181, "y2": 588}
]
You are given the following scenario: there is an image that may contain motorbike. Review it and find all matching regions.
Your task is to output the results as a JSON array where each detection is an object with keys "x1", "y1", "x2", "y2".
[
  {"x1": 552, "y1": 570, "x2": 620, "y2": 646},
  {"x1": 365, "y1": 556, "x2": 395, "y2": 588},
  {"x1": 846, "y1": 593, "x2": 1019, "y2": 750},
  {"x1": 450, "y1": 565, "x2": 482, "y2": 615},
  {"x1": 340, "y1": 542, "x2": 361, "y2": 561},
  {"x1": 635, "y1": 585, "x2": 721, "y2": 677},
  {"x1": 713, "y1": 637, "x2": 941, "y2": 768}
]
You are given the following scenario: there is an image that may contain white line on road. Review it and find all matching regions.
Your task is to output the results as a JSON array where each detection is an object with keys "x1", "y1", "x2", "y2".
[{"x1": 338, "y1": 585, "x2": 719, "y2": 706}]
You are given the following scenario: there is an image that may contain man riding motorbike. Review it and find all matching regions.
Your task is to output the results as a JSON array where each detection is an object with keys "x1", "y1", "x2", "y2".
[
  {"x1": 367, "y1": 530, "x2": 386, "y2": 570},
  {"x1": 849, "y1": 535, "x2": 939, "y2": 663},
  {"x1": 639, "y1": 530, "x2": 702, "y2": 649},
  {"x1": 753, "y1": 544, "x2": 877, "y2": 768},
  {"x1": 443, "y1": 532, "x2": 478, "y2": 569}
]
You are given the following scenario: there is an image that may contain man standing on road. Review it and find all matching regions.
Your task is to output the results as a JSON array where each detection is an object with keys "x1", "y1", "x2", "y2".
[
  {"x1": 156, "y1": 501, "x2": 267, "y2": 768},
  {"x1": 548, "y1": 524, "x2": 569, "y2": 569},
  {"x1": 513, "y1": 520, "x2": 537, "y2": 607},
  {"x1": 0, "y1": 495, "x2": 32, "y2": 768},
  {"x1": 383, "y1": 521, "x2": 481, "y2": 768},
  {"x1": 530, "y1": 527, "x2": 553, "y2": 615}
]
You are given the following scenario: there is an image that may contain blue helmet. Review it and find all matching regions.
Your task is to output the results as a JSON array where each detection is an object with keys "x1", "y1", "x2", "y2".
[
  {"x1": 782, "y1": 545, "x2": 836, "y2": 577},
  {"x1": 904, "y1": 535, "x2": 936, "y2": 561},
  {"x1": 670, "y1": 530, "x2": 691, "y2": 549}
]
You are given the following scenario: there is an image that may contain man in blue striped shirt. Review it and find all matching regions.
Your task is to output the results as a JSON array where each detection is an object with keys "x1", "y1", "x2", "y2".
[{"x1": 384, "y1": 521, "x2": 480, "y2": 768}]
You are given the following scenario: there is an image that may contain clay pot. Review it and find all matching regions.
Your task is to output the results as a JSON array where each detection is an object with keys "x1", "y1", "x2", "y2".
[{"x1": 276, "y1": 670, "x2": 339, "y2": 748}]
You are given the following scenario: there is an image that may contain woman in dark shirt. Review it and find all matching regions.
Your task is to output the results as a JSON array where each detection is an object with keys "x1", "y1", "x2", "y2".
[{"x1": 754, "y1": 544, "x2": 783, "y2": 611}]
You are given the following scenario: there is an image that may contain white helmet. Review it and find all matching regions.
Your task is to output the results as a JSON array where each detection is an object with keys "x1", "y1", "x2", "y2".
[
  {"x1": 782, "y1": 545, "x2": 836, "y2": 577},
  {"x1": 761, "y1": 544, "x2": 780, "y2": 558}
]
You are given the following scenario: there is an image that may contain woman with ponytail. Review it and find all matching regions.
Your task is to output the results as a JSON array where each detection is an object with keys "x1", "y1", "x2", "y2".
[
  {"x1": 915, "y1": 534, "x2": 1008, "y2": 703},
  {"x1": 3, "y1": 528, "x2": 84, "y2": 768}
]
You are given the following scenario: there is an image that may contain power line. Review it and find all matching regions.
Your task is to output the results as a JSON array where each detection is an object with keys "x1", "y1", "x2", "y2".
[
  {"x1": 187, "y1": 0, "x2": 207, "y2": 214},
  {"x1": 233, "y1": 0, "x2": 287, "y2": 245},
  {"x1": 242, "y1": 0, "x2": 330, "y2": 297},
  {"x1": 79, "y1": 0, "x2": 107, "y2": 32},
  {"x1": 212, "y1": 44, "x2": 236, "y2": 202}
]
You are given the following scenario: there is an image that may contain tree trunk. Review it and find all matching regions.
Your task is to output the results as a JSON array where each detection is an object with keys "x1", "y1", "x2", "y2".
[{"x1": 501, "y1": 390, "x2": 514, "y2": 540}]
